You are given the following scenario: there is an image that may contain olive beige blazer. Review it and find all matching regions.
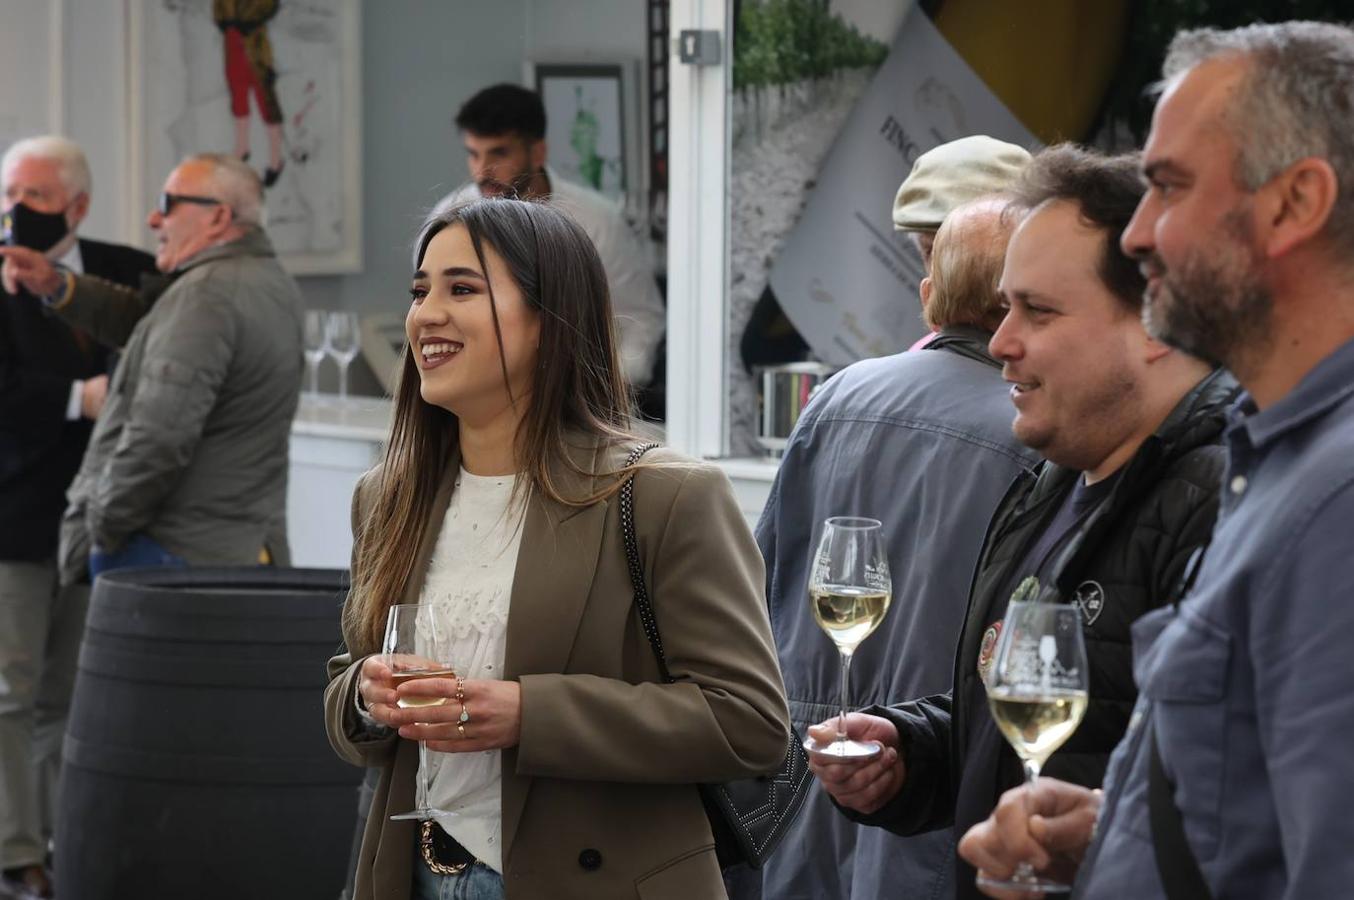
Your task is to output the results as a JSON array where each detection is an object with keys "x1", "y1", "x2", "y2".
[{"x1": 324, "y1": 437, "x2": 790, "y2": 900}]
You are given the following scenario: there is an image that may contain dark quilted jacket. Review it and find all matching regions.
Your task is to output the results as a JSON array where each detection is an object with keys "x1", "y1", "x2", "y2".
[{"x1": 851, "y1": 369, "x2": 1239, "y2": 847}]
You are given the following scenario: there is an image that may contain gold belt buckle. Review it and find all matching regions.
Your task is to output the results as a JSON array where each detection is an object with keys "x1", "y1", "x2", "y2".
[{"x1": 420, "y1": 820, "x2": 470, "y2": 876}]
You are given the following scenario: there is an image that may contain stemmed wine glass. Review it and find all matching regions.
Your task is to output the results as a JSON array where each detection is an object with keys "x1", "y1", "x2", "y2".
[
  {"x1": 804, "y1": 517, "x2": 892, "y2": 758},
  {"x1": 979, "y1": 600, "x2": 1089, "y2": 893},
  {"x1": 383, "y1": 603, "x2": 457, "y2": 821},
  {"x1": 303, "y1": 309, "x2": 329, "y2": 401},
  {"x1": 325, "y1": 311, "x2": 361, "y2": 403}
]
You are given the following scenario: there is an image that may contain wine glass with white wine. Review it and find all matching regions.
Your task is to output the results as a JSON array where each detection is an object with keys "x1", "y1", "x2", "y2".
[
  {"x1": 979, "y1": 600, "x2": 1089, "y2": 893},
  {"x1": 383, "y1": 602, "x2": 457, "y2": 821},
  {"x1": 804, "y1": 516, "x2": 892, "y2": 758}
]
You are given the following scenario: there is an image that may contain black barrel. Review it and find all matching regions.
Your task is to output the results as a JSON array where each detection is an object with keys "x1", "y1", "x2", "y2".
[{"x1": 56, "y1": 567, "x2": 363, "y2": 900}]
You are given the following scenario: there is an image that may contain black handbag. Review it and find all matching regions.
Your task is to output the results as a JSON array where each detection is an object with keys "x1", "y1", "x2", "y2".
[{"x1": 619, "y1": 444, "x2": 811, "y2": 869}]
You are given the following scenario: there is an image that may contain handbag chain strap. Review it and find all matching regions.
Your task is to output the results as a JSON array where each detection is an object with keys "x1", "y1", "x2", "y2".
[{"x1": 618, "y1": 442, "x2": 672, "y2": 683}]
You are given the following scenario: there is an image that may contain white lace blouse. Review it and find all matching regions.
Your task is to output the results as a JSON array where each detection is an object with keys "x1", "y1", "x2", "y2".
[{"x1": 421, "y1": 468, "x2": 525, "y2": 874}]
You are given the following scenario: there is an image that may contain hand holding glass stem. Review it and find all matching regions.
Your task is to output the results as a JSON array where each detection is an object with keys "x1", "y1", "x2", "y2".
[
  {"x1": 978, "y1": 600, "x2": 1089, "y2": 893},
  {"x1": 804, "y1": 517, "x2": 892, "y2": 759}
]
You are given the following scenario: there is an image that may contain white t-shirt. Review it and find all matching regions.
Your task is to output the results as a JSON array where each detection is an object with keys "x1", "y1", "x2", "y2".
[{"x1": 419, "y1": 468, "x2": 526, "y2": 874}]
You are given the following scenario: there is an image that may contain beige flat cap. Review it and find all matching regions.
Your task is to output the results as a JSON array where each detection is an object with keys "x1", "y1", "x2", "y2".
[{"x1": 892, "y1": 135, "x2": 1032, "y2": 232}]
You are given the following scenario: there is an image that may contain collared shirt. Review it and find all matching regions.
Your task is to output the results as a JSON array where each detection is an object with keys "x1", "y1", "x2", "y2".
[
  {"x1": 1076, "y1": 335, "x2": 1354, "y2": 899},
  {"x1": 435, "y1": 167, "x2": 665, "y2": 386}
]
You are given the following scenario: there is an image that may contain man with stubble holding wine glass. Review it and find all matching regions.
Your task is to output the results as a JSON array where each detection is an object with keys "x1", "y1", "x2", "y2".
[{"x1": 807, "y1": 145, "x2": 1238, "y2": 900}]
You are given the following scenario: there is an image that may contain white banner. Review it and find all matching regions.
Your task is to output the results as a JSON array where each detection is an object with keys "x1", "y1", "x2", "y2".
[{"x1": 768, "y1": 10, "x2": 1037, "y2": 366}]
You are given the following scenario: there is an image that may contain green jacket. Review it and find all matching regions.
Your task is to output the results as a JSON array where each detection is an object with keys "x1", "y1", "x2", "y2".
[{"x1": 56, "y1": 228, "x2": 303, "y2": 584}]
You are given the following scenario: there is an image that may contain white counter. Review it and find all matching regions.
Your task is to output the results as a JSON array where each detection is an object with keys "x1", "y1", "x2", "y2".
[
  {"x1": 286, "y1": 395, "x2": 780, "y2": 568},
  {"x1": 287, "y1": 395, "x2": 391, "y2": 568},
  {"x1": 716, "y1": 456, "x2": 780, "y2": 524}
]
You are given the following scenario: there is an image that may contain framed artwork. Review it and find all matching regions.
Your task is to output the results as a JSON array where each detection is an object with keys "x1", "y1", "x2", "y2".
[
  {"x1": 526, "y1": 60, "x2": 641, "y2": 213},
  {"x1": 127, "y1": 0, "x2": 362, "y2": 275}
]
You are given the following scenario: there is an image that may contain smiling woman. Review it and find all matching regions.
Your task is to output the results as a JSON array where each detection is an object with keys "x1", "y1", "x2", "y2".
[
  {"x1": 322, "y1": 198, "x2": 791, "y2": 900},
  {"x1": 406, "y1": 225, "x2": 541, "y2": 436}
]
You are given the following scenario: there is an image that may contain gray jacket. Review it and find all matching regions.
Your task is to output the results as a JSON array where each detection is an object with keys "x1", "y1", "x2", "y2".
[
  {"x1": 56, "y1": 228, "x2": 303, "y2": 584},
  {"x1": 746, "y1": 329, "x2": 1039, "y2": 900}
]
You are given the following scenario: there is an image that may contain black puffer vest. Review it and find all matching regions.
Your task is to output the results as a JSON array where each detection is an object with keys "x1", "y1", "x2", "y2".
[{"x1": 952, "y1": 368, "x2": 1239, "y2": 797}]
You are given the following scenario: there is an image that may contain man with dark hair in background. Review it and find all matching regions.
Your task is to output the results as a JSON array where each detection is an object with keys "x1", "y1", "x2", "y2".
[
  {"x1": 809, "y1": 146, "x2": 1236, "y2": 900},
  {"x1": 0, "y1": 135, "x2": 155, "y2": 900},
  {"x1": 436, "y1": 83, "x2": 666, "y2": 394},
  {"x1": 750, "y1": 195, "x2": 1039, "y2": 900}
]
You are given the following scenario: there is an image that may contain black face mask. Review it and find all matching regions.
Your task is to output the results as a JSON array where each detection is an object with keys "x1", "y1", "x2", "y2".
[{"x1": 3, "y1": 201, "x2": 71, "y2": 253}]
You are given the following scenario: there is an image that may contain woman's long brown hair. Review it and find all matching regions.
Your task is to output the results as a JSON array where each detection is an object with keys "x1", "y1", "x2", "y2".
[{"x1": 345, "y1": 198, "x2": 645, "y2": 651}]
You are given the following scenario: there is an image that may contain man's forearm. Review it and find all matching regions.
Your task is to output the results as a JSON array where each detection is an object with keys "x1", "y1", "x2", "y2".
[{"x1": 53, "y1": 274, "x2": 153, "y2": 349}]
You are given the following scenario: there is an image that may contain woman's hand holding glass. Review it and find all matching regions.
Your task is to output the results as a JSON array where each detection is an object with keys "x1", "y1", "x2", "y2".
[
  {"x1": 356, "y1": 654, "x2": 402, "y2": 727},
  {"x1": 382, "y1": 603, "x2": 456, "y2": 820},
  {"x1": 390, "y1": 677, "x2": 522, "y2": 753}
]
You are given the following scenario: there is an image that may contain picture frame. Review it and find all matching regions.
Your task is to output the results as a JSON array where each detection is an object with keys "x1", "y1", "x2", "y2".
[
  {"x1": 524, "y1": 59, "x2": 643, "y2": 216},
  {"x1": 127, "y1": 0, "x2": 362, "y2": 275}
]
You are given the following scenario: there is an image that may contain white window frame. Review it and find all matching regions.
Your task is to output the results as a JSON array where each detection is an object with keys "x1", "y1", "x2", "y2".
[{"x1": 663, "y1": 0, "x2": 730, "y2": 459}]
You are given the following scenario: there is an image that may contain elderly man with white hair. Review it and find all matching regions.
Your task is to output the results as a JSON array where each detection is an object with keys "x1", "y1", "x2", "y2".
[
  {"x1": 0, "y1": 134, "x2": 155, "y2": 900},
  {"x1": 2, "y1": 153, "x2": 304, "y2": 595}
]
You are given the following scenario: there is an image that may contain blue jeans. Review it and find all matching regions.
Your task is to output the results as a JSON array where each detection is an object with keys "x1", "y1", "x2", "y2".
[
  {"x1": 88, "y1": 534, "x2": 186, "y2": 581},
  {"x1": 410, "y1": 857, "x2": 504, "y2": 900}
]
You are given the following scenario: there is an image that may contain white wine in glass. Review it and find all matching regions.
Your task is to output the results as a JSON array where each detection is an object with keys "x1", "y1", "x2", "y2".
[
  {"x1": 390, "y1": 666, "x2": 458, "y2": 709},
  {"x1": 383, "y1": 603, "x2": 455, "y2": 821},
  {"x1": 979, "y1": 600, "x2": 1089, "y2": 893},
  {"x1": 804, "y1": 517, "x2": 892, "y2": 759}
]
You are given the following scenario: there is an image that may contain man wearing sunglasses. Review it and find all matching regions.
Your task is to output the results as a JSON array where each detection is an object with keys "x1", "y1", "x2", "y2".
[
  {"x1": 1, "y1": 152, "x2": 304, "y2": 594},
  {"x1": 0, "y1": 135, "x2": 155, "y2": 900}
]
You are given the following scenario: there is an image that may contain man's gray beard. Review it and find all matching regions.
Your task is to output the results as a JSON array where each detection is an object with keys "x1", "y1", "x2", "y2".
[
  {"x1": 1142, "y1": 233, "x2": 1273, "y2": 372},
  {"x1": 1142, "y1": 284, "x2": 1226, "y2": 367}
]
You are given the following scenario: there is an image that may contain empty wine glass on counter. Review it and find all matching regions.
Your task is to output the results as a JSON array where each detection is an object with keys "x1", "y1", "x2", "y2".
[
  {"x1": 325, "y1": 311, "x2": 361, "y2": 403},
  {"x1": 804, "y1": 516, "x2": 892, "y2": 758},
  {"x1": 303, "y1": 309, "x2": 329, "y2": 400}
]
